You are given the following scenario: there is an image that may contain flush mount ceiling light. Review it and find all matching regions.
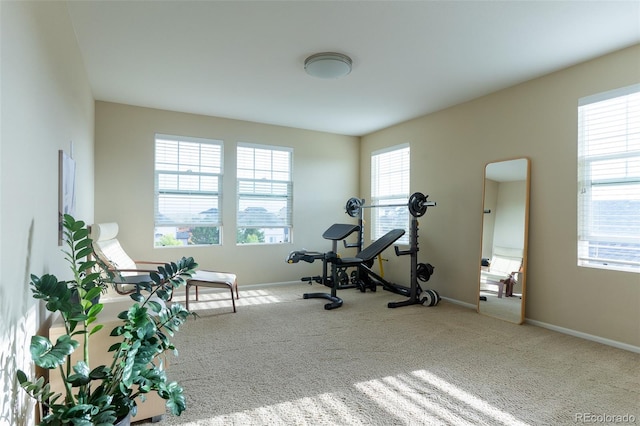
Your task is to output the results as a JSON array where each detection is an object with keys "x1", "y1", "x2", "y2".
[{"x1": 304, "y1": 52, "x2": 352, "y2": 79}]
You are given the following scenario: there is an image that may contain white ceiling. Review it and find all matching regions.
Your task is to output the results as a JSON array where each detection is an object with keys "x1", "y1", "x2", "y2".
[{"x1": 66, "y1": 1, "x2": 640, "y2": 137}]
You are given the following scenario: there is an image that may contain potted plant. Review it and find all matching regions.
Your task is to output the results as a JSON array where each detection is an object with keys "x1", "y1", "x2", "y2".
[{"x1": 17, "y1": 214, "x2": 198, "y2": 425}]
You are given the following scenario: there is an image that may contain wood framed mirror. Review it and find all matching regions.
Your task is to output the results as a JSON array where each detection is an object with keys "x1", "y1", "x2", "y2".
[{"x1": 478, "y1": 157, "x2": 530, "y2": 324}]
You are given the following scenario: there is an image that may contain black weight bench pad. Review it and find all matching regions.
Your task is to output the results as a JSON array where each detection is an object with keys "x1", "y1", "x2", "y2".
[
  {"x1": 287, "y1": 223, "x2": 359, "y2": 264},
  {"x1": 322, "y1": 223, "x2": 360, "y2": 241},
  {"x1": 335, "y1": 229, "x2": 406, "y2": 266}
]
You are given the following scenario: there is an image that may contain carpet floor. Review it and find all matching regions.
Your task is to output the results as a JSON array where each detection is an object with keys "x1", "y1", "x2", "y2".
[{"x1": 136, "y1": 283, "x2": 639, "y2": 426}]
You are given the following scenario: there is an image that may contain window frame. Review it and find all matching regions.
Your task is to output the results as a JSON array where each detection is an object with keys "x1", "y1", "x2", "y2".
[
  {"x1": 154, "y1": 133, "x2": 223, "y2": 247},
  {"x1": 577, "y1": 84, "x2": 640, "y2": 273},
  {"x1": 236, "y1": 142, "x2": 293, "y2": 245},
  {"x1": 371, "y1": 143, "x2": 410, "y2": 244}
]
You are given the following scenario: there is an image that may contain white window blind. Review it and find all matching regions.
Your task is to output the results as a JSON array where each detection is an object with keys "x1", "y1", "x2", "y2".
[
  {"x1": 237, "y1": 143, "x2": 292, "y2": 244},
  {"x1": 154, "y1": 134, "x2": 222, "y2": 246},
  {"x1": 371, "y1": 144, "x2": 410, "y2": 243},
  {"x1": 578, "y1": 84, "x2": 640, "y2": 272}
]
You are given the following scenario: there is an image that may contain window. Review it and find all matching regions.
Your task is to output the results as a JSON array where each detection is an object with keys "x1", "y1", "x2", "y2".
[
  {"x1": 237, "y1": 143, "x2": 292, "y2": 244},
  {"x1": 371, "y1": 144, "x2": 410, "y2": 243},
  {"x1": 578, "y1": 84, "x2": 640, "y2": 272},
  {"x1": 154, "y1": 134, "x2": 223, "y2": 246}
]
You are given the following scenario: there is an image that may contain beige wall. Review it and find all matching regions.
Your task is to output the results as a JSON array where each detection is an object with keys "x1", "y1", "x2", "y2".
[
  {"x1": 492, "y1": 180, "x2": 527, "y2": 251},
  {"x1": 1, "y1": 1, "x2": 95, "y2": 424},
  {"x1": 481, "y1": 179, "x2": 527, "y2": 258},
  {"x1": 361, "y1": 44, "x2": 640, "y2": 348},
  {"x1": 94, "y1": 102, "x2": 359, "y2": 286},
  {"x1": 481, "y1": 180, "x2": 499, "y2": 258}
]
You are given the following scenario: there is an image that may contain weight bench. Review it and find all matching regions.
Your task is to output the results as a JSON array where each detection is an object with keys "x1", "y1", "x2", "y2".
[
  {"x1": 331, "y1": 228, "x2": 410, "y2": 297},
  {"x1": 288, "y1": 224, "x2": 409, "y2": 310},
  {"x1": 288, "y1": 223, "x2": 361, "y2": 310}
]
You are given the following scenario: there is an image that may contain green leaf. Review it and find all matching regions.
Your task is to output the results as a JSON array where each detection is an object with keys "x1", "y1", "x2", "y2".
[
  {"x1": 120, "y1": 342, "x2": 140, "y2": 387},
  {"x1": 77, "y1": 246, "x2": 93, "y2": 260},
  {"x1": 67, "y1": 311, "x2": 89, "y2": 323},
  {"x1": 147, "y1": 300, "x2": 162, "y2": 314},
  {"x1": 164, "y1": 381, "x2": 186, "y2": 415},
  {"x1": 89, "y1": 324, "x2": 104, "y2": 336},
  {"x1": 139, "y1": 281, "x2": 153, "y2": 291},
  {"x1": 30, "y1": 335, "x2": 78, "y2": 369},
  {"x1": 75, "y1": 237, "x2": 92, "y2": 250},
  {"x1": 81, "y1": 271, "x2": 101, "y2": 284},
  {"x1": 64, "y1": 214, "x2": 84, "y2": 231},
  {"x1": 73, "y1": 227, "x2": 89, "y2": 240},
  {"x1": 16, "y1": 371, "x2": 58, "y2": 406},
  {"x1": 89, "y1": 365, "x2": 111, "y2": 380},
  {"x1": 64, "y1": 403, "x2": 95, "y2": 422},
  {"x1": 158, "y1": 266, "x2": 167, "y2": 277},
  {"x1": 135, "y1": 367, "x2": 165, "y2": 393},
  {"x1": 67, "y1": 361, "x2": 91, "y2": 386},
  {"x1": 31, "y1": 274, "x2": 72, "y2": 313},
  {"x1": 156, "y1": 289, "x2": 171, "y2": 301},
  {"x1": 110, "y1": 326, "x2": 125, "y2": 337},
  {"x1": 73, "y1": 361, "x2": 90, "y2": 376},
  {"x1": 86, "y1": 300, "x2": 103, "y2": 317},
  {"x1": 150, "y1": 272, "x2": 163, "y2": 285}
]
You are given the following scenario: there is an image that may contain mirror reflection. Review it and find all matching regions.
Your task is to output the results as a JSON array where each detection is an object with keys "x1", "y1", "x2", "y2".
[{"x1": 478, "y1": 158, "x2": 530, "y2": 324}]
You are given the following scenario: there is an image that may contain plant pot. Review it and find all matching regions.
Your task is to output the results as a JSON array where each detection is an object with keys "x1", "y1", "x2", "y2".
[{"x1": 115, "y1": 412, "x2": 131, "y2": 426}]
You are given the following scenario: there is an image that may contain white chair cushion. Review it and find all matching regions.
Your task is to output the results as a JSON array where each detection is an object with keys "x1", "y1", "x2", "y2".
[
  {"x1": 91, "y1": 222, "x2": 119, "y2": 242},
  {"x1": 490, "y1": 257, "x2": 522, "y2": 275},
  {"x1": 189, "y1": 270, "x2": 237, "y2": 286}
]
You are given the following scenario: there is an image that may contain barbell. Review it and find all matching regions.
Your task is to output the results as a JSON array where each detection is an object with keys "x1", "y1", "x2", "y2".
[{"x1": 345, "y1": 192, "x2": 436, "y2": 218}]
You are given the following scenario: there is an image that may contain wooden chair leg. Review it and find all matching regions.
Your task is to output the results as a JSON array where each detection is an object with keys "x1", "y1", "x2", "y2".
[
  {"x1": 230, "y1": 286, "x2": 236, "y2": 312},
  {"x1": 185, "y1": 284, "x2": 191, "y2": 311},
  {"x1": 185, "y1": 280, "x2": 237, "y2": 313}
]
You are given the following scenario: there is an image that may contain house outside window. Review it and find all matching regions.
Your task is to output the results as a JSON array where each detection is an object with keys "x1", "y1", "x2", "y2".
[
  {"x1": 237, "y1": 143, "x2": 292, "y2": 244},
  {"x1": 154, "y1": 134, "x2": 223, "y2": 246},
  {"x1": 578, "y1": 84, "x2": 640, "y2": 273},
  {"x1": 371, "y1": 144, "x2": 410, "y2": 244}
]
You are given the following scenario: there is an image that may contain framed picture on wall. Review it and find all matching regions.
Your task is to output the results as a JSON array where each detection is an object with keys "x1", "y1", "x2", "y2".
[{"x1": 59, "y1": 150, "x2": 76, "y2": 245}]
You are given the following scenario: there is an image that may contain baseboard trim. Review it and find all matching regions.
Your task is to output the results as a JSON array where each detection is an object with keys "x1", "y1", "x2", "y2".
[
  {"x1": 441, "y1": 296, "x2": 477, "y2": 310},
  {"x1": 241, "y1": 281, "x2": 301, "y2": 289},
  {"x1": 525, "y1": 319, "x2": 640, "y2": 354},
  {"x1": 442, "y1": 296, "x2": 639, "y2": 353}
]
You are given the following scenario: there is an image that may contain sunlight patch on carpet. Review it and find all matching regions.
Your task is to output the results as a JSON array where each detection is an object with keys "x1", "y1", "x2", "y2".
[
  {"x1": 235, "y1": 289, "x2": 288, "y2": 306},
  {"x1": 164, "y1": 392, "x2": 371, "y2": 425},
  {"x1": 354, "y1": 370, "x2": 530, "y2": 426},
  {"x1": 412, "y1": 370, "x2": 529, "y2": 425},
  {"x1": 175, "y1": 288, "x2": 290, "y2": 312},
  {"x1": 168, "y1": 369, "x2": 531, "y2": 426}
]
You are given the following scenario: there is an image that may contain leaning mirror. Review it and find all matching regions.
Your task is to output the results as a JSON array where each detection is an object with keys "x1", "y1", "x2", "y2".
[{"x1": 478, "y1": 157, "x2": 530, "y2": 324}]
